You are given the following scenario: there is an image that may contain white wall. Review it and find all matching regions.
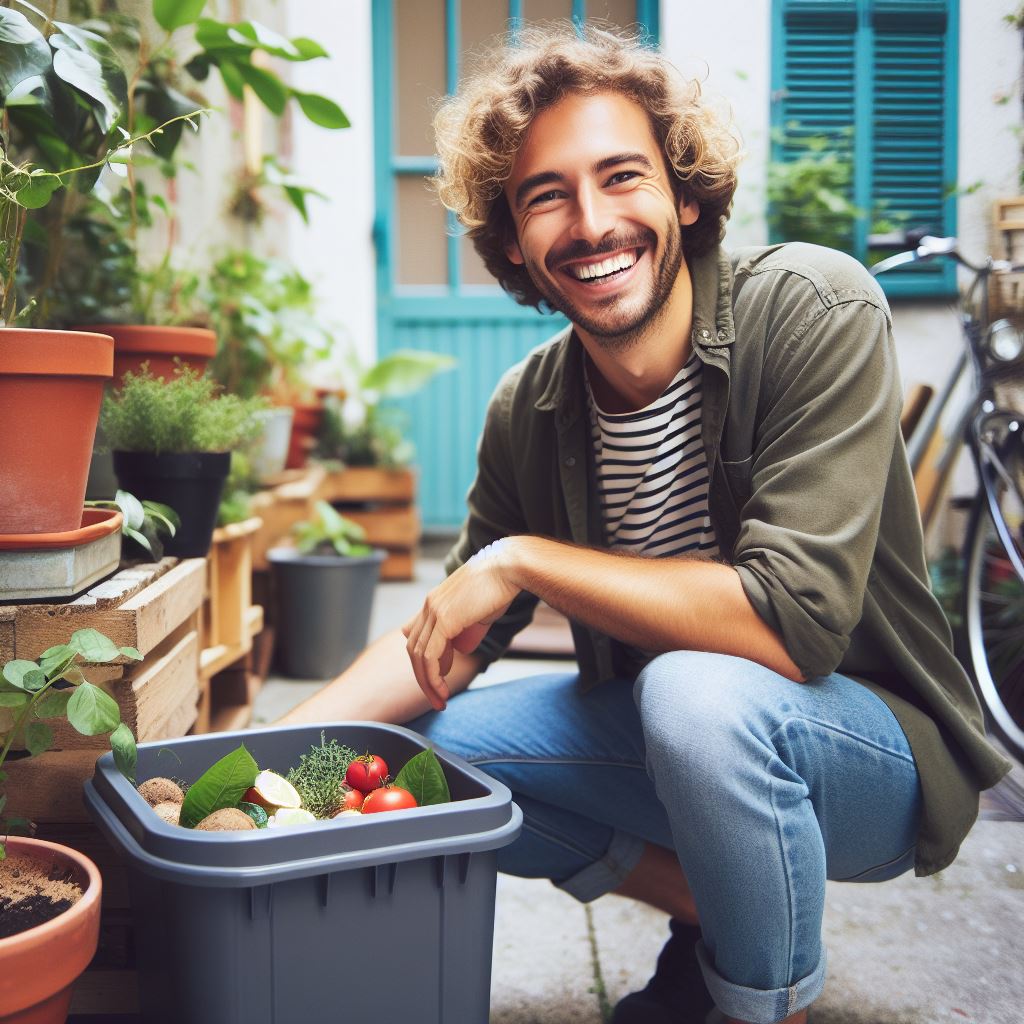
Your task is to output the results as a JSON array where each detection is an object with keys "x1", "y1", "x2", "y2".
[{"x1": 285, "y1": 1, "x2": 377, "y2": 376}]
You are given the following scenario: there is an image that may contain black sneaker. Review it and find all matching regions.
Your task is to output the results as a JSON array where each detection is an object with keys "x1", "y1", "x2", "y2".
[{"x1": 611, "y1": 919, "x2": 717, "y2": 1024}]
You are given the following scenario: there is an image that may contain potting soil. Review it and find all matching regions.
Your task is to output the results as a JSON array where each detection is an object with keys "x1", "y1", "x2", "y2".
[{"x1": 0, "y1": 854, "x2": 82, "y2": 938}]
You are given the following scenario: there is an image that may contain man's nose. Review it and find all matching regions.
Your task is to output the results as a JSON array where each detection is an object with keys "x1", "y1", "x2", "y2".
[{"x1": 569, "y1": 182, "x2": 616, "y2": 246}]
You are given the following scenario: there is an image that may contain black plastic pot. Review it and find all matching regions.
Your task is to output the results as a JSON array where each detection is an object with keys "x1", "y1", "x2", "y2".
[
  {"x1": 112, "y1": 450, "x2": 231, "y2": 557},
  {"x1": 269, "y1": 547, "x2": 386, "y2": 678}
]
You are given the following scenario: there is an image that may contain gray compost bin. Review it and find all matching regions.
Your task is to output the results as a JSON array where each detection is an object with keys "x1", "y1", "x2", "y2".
[{"x1": 84, "y1": 723, "x2": 522, "y2": 1024}]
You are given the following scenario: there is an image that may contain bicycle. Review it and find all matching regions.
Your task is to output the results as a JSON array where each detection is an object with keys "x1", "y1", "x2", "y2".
[{"x1": 869, "y1": 231, "x2": 1024, "y2": 762}]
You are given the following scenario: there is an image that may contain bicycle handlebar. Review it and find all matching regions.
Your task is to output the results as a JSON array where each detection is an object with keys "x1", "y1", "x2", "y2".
[{"x1": 868, "y1": 229, "x2": 1024, "y2": 278}]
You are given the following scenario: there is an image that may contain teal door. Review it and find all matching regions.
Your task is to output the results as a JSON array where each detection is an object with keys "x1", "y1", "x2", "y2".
[{"x1": 372, "y1": 0, "x2": 659, "y2": 528}]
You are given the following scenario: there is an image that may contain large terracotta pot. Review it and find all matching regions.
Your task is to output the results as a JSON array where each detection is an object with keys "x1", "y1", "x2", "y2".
[
  {"x1": 0, "y1": 329, "x2": 113, "y2": 536},
  {"x1": 285, "y1": 401, "x2": 324, "y2": 470},
  {"x1": 0, "y1": 837, "x2": 102, "y2": 1024},
  {"x1": 84, "y1": 324, "x2": 216, "y2": 384}
]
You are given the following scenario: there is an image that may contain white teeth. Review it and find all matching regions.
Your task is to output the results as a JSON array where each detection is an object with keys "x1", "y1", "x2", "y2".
[{"x1": 570, "y1": 251, "x2": 637, "y2": 281}]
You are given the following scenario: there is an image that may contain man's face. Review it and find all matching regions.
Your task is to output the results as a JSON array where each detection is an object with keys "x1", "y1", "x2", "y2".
[{"x1": 503, "y1": 90, "x2": 699, "y2": 347}]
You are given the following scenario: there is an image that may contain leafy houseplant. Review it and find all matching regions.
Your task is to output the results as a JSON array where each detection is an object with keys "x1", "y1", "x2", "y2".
[
  {"x1": 0, "y1": 628, "x2": 140, "y2": 1020},
  {"x1": 315, "y1": 350, "x2": 457, "y2": 469},
  {"x1": 269, "y1": 502, "x2": 386, "y2": 679},
  {"x1": 85, "y1": 489, "x2": 180, "y2": 561},
  {"x1": 101, "y1": 367, "x2": 265, "y2": 556}
]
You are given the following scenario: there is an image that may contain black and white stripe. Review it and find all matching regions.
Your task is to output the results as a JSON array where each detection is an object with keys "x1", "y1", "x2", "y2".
[{"x1": 587, "y1": 353, "x2": 719, "y2": 560}]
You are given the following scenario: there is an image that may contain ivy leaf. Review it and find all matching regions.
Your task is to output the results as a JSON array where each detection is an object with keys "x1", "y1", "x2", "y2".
[
  {"x1": 178, "y1": 744, "x2": 258, "y2": 829},
  {"x1": 235, "y1": 61, "x2": 287, "y2": 115},
  {"x1": 12, "y1": 170, "x2": 62, "y2": 210},
  {"x1": 66, "y1": 682, "x2": 120, "y2": 736},
  {"x1": 291, "y1": 90, "x2": 349, "y2": 130},
  {"x1": 33, "y1": 690, "x2": 71, "y2": 717},
  {"x1": 110, "y1": 723, "x2": 137, "y2": 785},
  {"x1": 393, "y1": 748, "x2": 450, "y2": 807},
  {"x1": 153, "y1": 0, "x2": 206, "y2": 32},
  {"x1": 0, "y1": 8, "x2": 52, "y2": 103},
  {"x1": 68, "y1": 628, "x2": 122, "y2": 663},
  {"x1": 24, "y1": 720, "x2": 53, "y2": 756}
]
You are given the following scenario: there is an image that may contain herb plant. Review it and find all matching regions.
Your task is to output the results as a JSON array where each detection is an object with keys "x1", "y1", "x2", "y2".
[
  {"x1": 1, "y1": 629, "x2": 142, "y2": 856},
  {"x1": 101, "y1": 366, "x2": 266, "y2": 454},
  {"x1": 292, "y1": 501, "x2": 371, "y2": 558},
  {"x1": 286, "y1": 732, "x2": 357, "y2": 819}
]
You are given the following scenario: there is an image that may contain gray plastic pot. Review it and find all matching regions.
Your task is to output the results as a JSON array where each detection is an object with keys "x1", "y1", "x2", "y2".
[{"x1": 269, "y1": 546, "x2": 386, "y2": 678}]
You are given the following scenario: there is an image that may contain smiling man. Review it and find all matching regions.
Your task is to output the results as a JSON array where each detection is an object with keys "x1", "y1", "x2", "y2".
[{"x1": 281, "y1": 24, "x2": 1010, "y2": 1024}]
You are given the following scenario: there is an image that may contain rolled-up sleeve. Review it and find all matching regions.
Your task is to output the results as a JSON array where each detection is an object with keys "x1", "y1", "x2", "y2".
[
  {"x1": 733, "y1": 298, "x2": 901, "y2": 679},
  {"x1": 444, "y1": 368, "x2": 539, "y2": 666}
]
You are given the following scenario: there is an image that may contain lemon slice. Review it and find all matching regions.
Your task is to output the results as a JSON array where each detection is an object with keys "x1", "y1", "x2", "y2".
[
  {"x1": 269, "y1": 807, "x2": 317, "y2": 828},
  {"x1": 249, "y1": 770, "x2": 302, "y2": 811}
]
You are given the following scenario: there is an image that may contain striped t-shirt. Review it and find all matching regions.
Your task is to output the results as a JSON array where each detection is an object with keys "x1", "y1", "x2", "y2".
[{"x1": 586, "y1": 352, "x2": 719, "y2": 560}]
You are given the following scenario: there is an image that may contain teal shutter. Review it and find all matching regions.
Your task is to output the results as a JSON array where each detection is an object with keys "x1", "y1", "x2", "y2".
[{"x1": 772, "y1": 0, "x2": 957, "y2": 298}]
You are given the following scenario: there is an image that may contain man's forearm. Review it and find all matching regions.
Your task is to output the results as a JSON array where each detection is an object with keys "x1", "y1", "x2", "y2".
[
  {"x1": 276, "y1": 627, "x2": 484, "y2": 725},
  {"x1": 501, "y1": 536, "x2": 803, "y2": 681}
]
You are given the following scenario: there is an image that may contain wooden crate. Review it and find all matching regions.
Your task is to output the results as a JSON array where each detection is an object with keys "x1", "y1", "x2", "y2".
[
  {"x1": 1, "y1": 559, "x2": 205, "y2": 825},
  {"x1": 321, "y1": 467, "x2": 421, "y2": 581},
  {"x1": 249, "y1": 464, "x2": 326, "y2": 571}
]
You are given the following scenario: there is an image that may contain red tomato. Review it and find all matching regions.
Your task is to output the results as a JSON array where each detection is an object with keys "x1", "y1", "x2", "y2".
[
  {"x1": 345, "y1": 754, "x2": 389, "y2": 793},
  {"x1": 338, "y1": 785, "x2": 364, "y2": 811},
  {"x1": 361, "y1": 786, "x2": 418, "y2": 814}
]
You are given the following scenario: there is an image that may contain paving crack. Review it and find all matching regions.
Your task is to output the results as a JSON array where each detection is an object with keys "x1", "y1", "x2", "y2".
[{"x1": 585, "y1": 902, "x2": 613, "y2": 1023}]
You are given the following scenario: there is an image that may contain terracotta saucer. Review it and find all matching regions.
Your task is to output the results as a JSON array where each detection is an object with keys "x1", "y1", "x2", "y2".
[{"x1": 0, "y1": 508, "x2": 123, "y2": 550}]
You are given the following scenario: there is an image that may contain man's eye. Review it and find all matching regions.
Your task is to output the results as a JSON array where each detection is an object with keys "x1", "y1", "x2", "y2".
[
  {"x1": 608, "y1": 171, "x2": 639, "y2": 185},
  {"x1": 528, "y1": 190, "x2": 561, "y2": 206}
]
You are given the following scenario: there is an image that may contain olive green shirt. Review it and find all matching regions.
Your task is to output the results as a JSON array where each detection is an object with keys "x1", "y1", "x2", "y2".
[{"x1": 446, "y1": 242, "x2": 1012, "y2": 877}]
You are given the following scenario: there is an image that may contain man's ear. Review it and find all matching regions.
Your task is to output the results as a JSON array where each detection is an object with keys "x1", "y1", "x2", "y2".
[
  {"x1": 679, "y1": 196, "x2": 700, "y2": 227},
  {"x1": 504, "y1": 239, "x2": 525, "y2": 265}
]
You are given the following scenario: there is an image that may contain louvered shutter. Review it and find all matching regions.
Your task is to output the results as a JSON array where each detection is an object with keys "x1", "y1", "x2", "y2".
[{"x1": 772, "y1": 0, "x2": 957, "y2": 297}]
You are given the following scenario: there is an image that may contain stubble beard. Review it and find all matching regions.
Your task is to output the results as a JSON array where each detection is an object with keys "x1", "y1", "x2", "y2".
[{"x1": 525, "y1": 218, "x2": 685, "y2": 354}]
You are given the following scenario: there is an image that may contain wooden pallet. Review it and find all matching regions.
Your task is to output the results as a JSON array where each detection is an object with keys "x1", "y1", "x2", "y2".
[
  {"x1": 321, "y1": 467, "x2": 421, "y2": 581},
  {"x1": 2, "y1": 559, "x2": 205, "y2": 824}
]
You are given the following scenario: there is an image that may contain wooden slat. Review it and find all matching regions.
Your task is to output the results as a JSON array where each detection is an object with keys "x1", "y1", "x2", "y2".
[
  {"x1": 900, "y1": 383, "x2": 934, "y2": 442},
  {"x1": 320, "y1": 467, "x2": 416, "y2": 503},
  {"x1": 380, "y1": 550, "x2": 416, "y2": 582},
  {"x1": 5, "y1": 749, "x2": 108, "y2": 823},
  {"x1": 344, "y1": 505, "x2": 420, "y2": 548},
  {"x1": 199, "y1": 604, "x2": 264, "y2": 680},
  {"x1": 8, "y1": 559, "x2": 205, "y2": 661}
]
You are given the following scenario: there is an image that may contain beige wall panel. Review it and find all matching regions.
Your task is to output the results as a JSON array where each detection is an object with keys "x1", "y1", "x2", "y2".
[
  {"x1": 396, "y1": 0, "x2": 447, "y2": 155},
  {"x1": 397, "y1": 176, "x2": 449, "y2": 285}
]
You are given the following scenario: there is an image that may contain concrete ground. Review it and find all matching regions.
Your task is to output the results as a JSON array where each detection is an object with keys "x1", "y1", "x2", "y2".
[{"x1": 252, "y1": 549, "x2": 1024, "y2": 1024}]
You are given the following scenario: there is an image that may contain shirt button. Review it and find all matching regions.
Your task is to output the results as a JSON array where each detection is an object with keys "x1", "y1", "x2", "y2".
[
  {"x1": 717, "y1": 330, "x2": 728, "y2": 341},
  {"x1": 565, "y1": 455, "x2": 577, "y2": 467},
  {"x1": 699, "y1": 329, "x2": 710, "y2": 339}
]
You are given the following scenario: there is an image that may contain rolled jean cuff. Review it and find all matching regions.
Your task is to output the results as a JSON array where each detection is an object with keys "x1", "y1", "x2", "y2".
[
  {"x1": 554, "y1": 829, "x2": 646, "y2": 903},
  {"x1": 696, "y1": 940, "x2": 827, "y2": 1023}
]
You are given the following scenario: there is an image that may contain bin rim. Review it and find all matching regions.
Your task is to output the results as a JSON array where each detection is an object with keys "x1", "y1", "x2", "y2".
[{"x1": 87, "y1": 721, "x2": 523, "y2": 883}]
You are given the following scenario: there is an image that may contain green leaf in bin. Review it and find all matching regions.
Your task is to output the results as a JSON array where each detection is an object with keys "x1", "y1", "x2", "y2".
[
  {"x1": 179, "y1": 744, "x2": 259, "y2": 828},
  {"x1": 393, "y1": 748, "x2": 450, "y2": 806}
]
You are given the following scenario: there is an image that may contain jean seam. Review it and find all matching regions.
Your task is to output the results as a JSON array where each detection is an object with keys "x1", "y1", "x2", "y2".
[
  {"x1": 467, "y1": 756, "x2": 648, "y2": 771},
  {"x1": 520, "y1": 819, "x2": 597, "y2": 863},
  {"x1": 768, "y1": 715, "x2": 915, "y2": 766},
  {"x1": 835, "y1": 842, "x2": 916, "y2": 882},
  {"x1": 768, "y1": 767, "x2": 799, "y2": 995}
]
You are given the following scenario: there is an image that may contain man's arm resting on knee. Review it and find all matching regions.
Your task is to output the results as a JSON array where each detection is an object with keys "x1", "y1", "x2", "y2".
[
  {"x1": 275, "y1": 627, "x2": 485, "y2": 725},
  {"x1": 502, "y1": 538, "x2": 803, "y2": 681}
]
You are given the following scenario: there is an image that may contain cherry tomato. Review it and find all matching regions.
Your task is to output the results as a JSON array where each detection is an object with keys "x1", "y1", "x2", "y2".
[
  {"x1": 361, "y1": 786, "x2": 418, "y2": 814},
  {"x1": 338, "y1": 785, "x2": 364, "y2": 811},
  {"x1": 345, "y1": 754, "x2": 389, "y2": 793}
]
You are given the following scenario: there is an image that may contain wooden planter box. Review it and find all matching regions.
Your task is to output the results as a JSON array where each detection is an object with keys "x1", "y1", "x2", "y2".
[
  {"x1": 320, "y1": 467, "x2": 420, "y2": 581},
  {"x1": 248, "y1": 464, "x2": 326, "y2": 571},
  {"x1": 196, "y1": 517, "x2": 265, "y2": 734}
]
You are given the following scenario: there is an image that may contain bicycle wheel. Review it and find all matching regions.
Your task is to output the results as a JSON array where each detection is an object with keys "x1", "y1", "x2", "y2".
[{"x1": 962, "y1": 410, "x2": 1024, "y2": 761}]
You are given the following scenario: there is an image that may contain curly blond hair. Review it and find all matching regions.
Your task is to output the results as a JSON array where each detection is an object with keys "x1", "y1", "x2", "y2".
[{"x1": 433, "y1": 23, "x2": 742, "y2": 309}]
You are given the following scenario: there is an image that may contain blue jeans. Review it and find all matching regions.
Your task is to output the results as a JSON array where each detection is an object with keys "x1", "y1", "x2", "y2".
[{"x1": 409, "y1": 651, "x2": 921, "y2": 1024}]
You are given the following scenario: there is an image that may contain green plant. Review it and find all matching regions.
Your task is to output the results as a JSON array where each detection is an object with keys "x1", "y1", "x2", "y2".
[
  {"x1": 292, "y1": 500, "x2": 371, "y2": 558},
  {"x1": 766, "y1": 127, "x2": 905, "y2": 257},
  {"x1": 1, "y1": 628, "x2": 141, "y2": 856},
  {"x1": 286, "y1": 732, "x2": 357, "y2": 819},
  {"x1": 314, "y1": 350, "x2": 457, "y2": 468},
  {"x1": 203, "y1": 249, "x2": 332, "y2": 400},
  {"x1": 86, "y1": 488, "x2": 180, "y2": 560},
  {"x1": 101, "y1": 366, "x2": 267, "y2": 454}
]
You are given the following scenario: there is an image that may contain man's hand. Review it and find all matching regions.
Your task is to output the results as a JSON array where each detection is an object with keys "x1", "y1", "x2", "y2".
[{"x1": 402, "y1": 539, "x2": 521, "y2": 710}]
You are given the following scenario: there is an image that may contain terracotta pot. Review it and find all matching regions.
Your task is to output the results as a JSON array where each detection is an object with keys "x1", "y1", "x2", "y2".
[
  {"x1": 84, "y1": 324, "x2": 216, "y2": 384},
  {"x1": 0, "y1": 836, "x2": 102, "y2": 1024},
  {"x1": 285, "y1": 401, "x2": 324, "y2": 470},
  {"x1": 0, "y1": 508, "x2": 122, "y2": 551},
  {"x1": 0, "y1": 329, "x2": 113, "y2": 536}
]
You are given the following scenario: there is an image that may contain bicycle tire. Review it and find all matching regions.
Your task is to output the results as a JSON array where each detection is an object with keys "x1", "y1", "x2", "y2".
[{"x1": 962, "y1": 413, "x2": 1024, "y2": 761}]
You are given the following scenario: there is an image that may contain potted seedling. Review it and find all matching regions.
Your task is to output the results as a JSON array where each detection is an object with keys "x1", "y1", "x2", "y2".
[
  {"x1": 0, "y1": 629, "x2": 140, "y2": 1024},
  {"x1": 101, "y1": 367, "x2": 265, "y2": 557},
  {"x1": 85, "y1": 489, "x2": 180, "y2": 562},
  {"x1": 268, "y1": 501, "x2": 386, "y2": 679}
]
